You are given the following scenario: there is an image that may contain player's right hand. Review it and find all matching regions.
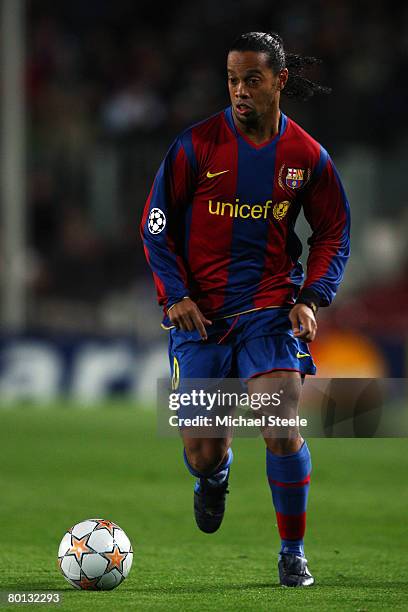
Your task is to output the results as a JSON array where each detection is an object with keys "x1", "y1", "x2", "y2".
[{"x1": 168, "y1": 298, "x2": 212, "y2": 340}]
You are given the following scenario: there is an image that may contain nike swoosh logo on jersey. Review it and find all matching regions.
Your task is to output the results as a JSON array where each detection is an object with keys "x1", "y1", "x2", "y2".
[
  {"x1": 206, "y1": 170, "x2": 229, "y2": 178},
  {"x1": 296, "y1": 352, "x2": 310, "y2": 359}
]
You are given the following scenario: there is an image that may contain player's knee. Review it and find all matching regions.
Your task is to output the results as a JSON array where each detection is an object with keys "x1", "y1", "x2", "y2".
[
  {"x1": 186, "y1": 440, "x2": 228, "y2": 476},
  {"x1": 189, "y1": 454, "x2": 219, "y2": 476},
  {"x1": 267, "y1": 436, "x2": 302, "y2": 456}
]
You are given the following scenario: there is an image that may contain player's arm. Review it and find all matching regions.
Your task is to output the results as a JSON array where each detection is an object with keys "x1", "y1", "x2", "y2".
[
  {"x1": 140, "y1": 136, "x2": 211, "y2": 339},
  {"x1": 290, "y1": 147, "x2": 351, "y2": 341}
]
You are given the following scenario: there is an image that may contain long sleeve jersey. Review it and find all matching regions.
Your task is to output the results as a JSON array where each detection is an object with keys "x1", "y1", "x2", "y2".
[{"x1": 141, "y1": 107, "x2": 350, "y2": 327}]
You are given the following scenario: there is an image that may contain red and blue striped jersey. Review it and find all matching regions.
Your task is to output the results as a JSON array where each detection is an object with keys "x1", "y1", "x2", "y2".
[{"x1": 141, "y1": 107, "x2": 350, "y2": 326}]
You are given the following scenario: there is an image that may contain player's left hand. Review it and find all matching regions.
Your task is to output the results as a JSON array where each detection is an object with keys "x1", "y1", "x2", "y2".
[{"x1": 289, "y1": 304, "x2": 317, "y2": 342}]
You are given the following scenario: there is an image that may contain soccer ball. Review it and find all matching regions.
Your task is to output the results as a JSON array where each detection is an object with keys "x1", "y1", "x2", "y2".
[
  {"x1": 57, "y1": 518, "x2": 133, "y2": 590},
  {"x1": 148, "y1": 208, "x2": 166, "y2": 234}
]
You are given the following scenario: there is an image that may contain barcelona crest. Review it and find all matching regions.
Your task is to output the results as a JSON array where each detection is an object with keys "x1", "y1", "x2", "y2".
[{"x1": 286, "y1": 168, "x2": 305, "y2": 189}]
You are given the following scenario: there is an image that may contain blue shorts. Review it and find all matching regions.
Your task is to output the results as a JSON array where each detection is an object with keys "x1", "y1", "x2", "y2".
[{"x1": 168, "y1": 307, "x2": 316, "y2": 390}]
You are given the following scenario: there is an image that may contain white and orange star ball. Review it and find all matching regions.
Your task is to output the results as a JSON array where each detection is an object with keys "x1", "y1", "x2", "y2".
[{"x1": 57, "y1": 518, "x2": 133, "y2": 591}]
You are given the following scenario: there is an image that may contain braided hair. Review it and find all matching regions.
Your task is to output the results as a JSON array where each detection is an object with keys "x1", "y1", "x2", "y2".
[{"x1": 228, "y1": 32, "x2": 331, "y2": 101}]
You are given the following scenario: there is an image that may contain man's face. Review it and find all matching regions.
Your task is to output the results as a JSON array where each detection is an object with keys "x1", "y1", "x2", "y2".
[{"x1": 227, "y1": 51, "x2": 287, "y2": 127}]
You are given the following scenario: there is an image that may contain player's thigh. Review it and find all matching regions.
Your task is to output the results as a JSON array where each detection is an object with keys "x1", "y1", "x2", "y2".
[
  {"x1": 248, "y1": 369, "x2": 302, "y2": 414},
  {"x1": 169, "y1": 328, "x2": 233, "y2": 467},
  {"x1": 248, "y1": 370, "x2": 304, "y2": 454}
]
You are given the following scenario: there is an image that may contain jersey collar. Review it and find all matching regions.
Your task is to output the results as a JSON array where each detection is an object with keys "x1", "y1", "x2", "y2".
[{"x1": 224, "y1": 106, "x2": 288, "y2": 149}]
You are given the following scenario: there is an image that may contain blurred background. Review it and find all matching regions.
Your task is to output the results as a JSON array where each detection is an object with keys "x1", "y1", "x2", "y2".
[{"x1": 1, "y1": 0, "x2": 407, "y2": 403}]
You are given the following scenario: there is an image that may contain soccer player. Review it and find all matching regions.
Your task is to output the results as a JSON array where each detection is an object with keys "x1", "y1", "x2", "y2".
[{"x1": 141, "y1": 32, "x2": 350, "y2": 587}]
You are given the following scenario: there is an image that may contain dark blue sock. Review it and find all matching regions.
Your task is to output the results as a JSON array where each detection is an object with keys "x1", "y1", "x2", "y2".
[{"x1": 266, "y1": 441, "x2": 311, "y2": 557}]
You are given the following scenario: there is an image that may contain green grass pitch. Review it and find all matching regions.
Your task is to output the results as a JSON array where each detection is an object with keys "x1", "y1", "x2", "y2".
[{"x1": 0, "y1": 404, "x2": 407, "y2": 611}]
